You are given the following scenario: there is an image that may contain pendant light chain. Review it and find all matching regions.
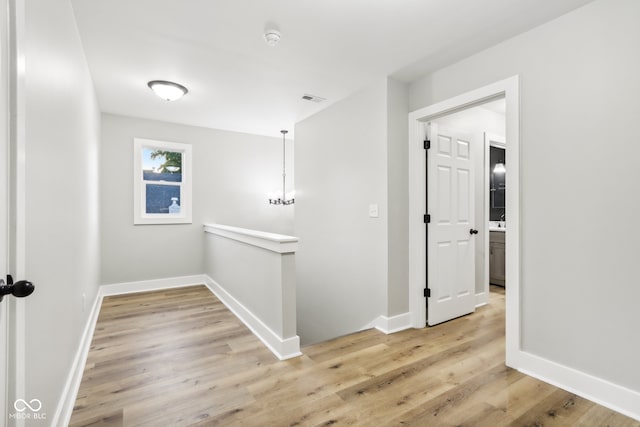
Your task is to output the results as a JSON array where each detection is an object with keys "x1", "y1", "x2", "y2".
[
  {"x1": 282, "y1": 130, "x2": 287, "y2": 201},
  {"x1": 269, "y1": 130, "x2": 294, "y2": 205}
]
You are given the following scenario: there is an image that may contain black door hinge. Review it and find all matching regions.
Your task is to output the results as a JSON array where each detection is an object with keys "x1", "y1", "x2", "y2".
[
  {"x1": 424, "y1": 288, "x2": 431, "y2": 298},
  {"x1": 424, "y1": 140, "x2": 431, "y2": 150},
  {"x1": 424, "y1": 214, "x2": 430, "y2": 224}
]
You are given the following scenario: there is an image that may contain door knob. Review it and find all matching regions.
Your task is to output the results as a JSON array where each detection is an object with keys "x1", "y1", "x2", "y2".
[
  {"x1": 469, "y1": 229, "x2": 479, "y2": 235},
  {"x1": 0, "y1": 275, "x2": 35, "y2": 302}
]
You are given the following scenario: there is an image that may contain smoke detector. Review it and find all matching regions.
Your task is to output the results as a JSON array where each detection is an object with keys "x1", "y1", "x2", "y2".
[{"x1": 264, "y1": 29, "x2": 281, "y2": 47}]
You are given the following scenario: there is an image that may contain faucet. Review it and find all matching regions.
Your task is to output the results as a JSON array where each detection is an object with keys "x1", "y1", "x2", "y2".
[{"x1": 498, "y1": 213, "x2": 506, "y2": 228}]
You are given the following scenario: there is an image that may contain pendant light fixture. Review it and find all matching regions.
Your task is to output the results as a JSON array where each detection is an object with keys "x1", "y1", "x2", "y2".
[
  {"x1": 268, "y1": 130, "x2": 295, "y2": 205},
  {"x1": 147, "y1": 80, "x2": 188, "y2": 101}
]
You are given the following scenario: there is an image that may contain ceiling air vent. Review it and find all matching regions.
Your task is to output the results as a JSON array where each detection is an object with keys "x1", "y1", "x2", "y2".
[{"x1": 301, "y1": 94, "x2": 326, "y2": 103}]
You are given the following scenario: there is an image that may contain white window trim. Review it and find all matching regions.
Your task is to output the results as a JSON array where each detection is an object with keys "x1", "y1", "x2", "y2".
[{"x1": 133, "y1": 138, "x2": 193, "y2": 225}]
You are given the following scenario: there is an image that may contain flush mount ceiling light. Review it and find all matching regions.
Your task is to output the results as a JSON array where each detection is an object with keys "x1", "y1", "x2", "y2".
[
  {"x1": 147, "y1": 80, "x2": 188, "y2": 101},
  {"x1": 493, "y1": 162, "x2": 506, "y2": 174},
  {"x1": 264, "y1": 29, "x2": 281, "y2": 47},
  {"x1": 268, "y1": 130, "x2": 295, "y2": 206}
]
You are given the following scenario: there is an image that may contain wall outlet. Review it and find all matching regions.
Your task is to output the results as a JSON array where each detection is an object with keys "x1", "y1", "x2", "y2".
[{"x1": 368, "y1": 204, "x2": 379, "y2": 218}]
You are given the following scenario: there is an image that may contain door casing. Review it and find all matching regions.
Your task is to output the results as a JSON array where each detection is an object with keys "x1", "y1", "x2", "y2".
[
  {"x1": 3, "y1": 0, "x2": 28, "y2": 424},
  {"x1": 1, "y1": 0, "x2": 10, "y2": 418},
  {"x1": 408, "y1": 75, "x2": 520, "y2": 367}
]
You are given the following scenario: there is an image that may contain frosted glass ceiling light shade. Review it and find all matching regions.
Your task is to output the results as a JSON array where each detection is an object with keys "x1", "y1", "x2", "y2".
[
  {"x1": 493, "y1": 162, "x2": 506, "y2": 174},
  {"x1": 147, "y1": 80, "x2": 188, "y2": 101}
]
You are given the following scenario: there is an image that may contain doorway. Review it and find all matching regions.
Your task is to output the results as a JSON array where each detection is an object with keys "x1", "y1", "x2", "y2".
[
  {"x1": 408, "y1": 76, "x2": 521, "y2": 367},
  {"x1": 426, "y1": 98, "x2": 507, "y2": 318},
  {"x1": 487, "y1": 136, "x2": 506, "y2": 290}
]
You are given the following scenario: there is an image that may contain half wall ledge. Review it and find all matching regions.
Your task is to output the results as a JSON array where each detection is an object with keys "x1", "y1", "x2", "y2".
[
  {"x1": 203, "y1": 223, "x2": 300, "y2": 360},
  {"x1": 203, "y1": 223, "x2": 298, "y2": 253}
]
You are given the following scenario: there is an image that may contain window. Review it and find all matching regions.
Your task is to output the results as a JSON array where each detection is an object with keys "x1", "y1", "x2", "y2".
[{"x1": 133, "y1": 138, "x2": 192, "y2": 224}]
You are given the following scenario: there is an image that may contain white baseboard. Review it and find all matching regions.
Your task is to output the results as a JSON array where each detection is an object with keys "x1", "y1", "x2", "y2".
[
  {"x1": 375, "y1": 312, "x2": 412, "y2": 334},
  {"x1": 52, "y1": 289, "x2": 104, "y2": 427},
  {"x1": 517, "y1": 350, "x2": 640, "y2": 422},
  {"x1": 203, "y1": 275, "x2": 301, "y2": 360},
  {"x1": 100, "y1": 274, "x2": 208, "y2": 296},
  {"x1": 475, "y1": 291, "x2": 488, "y2": 308}
]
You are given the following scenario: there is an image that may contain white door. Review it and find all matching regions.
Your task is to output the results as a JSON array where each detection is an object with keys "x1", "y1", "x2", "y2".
[{"x1": 427, "y1": 123, "x2": 477, "y2": 326}]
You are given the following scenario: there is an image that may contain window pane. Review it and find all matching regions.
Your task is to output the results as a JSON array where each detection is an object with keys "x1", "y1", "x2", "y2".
[
  {"x1": 142, "y1": 170, "x2": 182, "y2": 182},
  {"x1": 145, "y1": 184, "x2": 181, "y2": 214},
  {"x1": 142, "y1": 148, "x2": 182, "y2": 182}
]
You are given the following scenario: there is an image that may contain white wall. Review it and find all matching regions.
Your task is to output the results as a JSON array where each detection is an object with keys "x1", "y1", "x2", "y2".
[
  {"x1": 295, "y1": 79, "x2": 388, "y2": 345},
  {"x1": 386, "y1": 78, "x2": 410, "y2": 316},
  {"x1": 410, "y1": 0, "x2": 640, "y2": 393},
  {"x1": 23, "y1": 0, "x2": 101, "y2": 420},
  {"x1": 100, "y1": 114, "x2": 294, "y2": 285},
  {"x1": 432, "y1": 106, "x2": 505, "y2": 297},
  {"x1": 205, "y1": 235, "x2": 294, "y2": 337}
]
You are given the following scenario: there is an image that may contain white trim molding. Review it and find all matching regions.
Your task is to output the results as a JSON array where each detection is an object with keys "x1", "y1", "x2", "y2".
[
  {"x1": 474, "y1": 296, "x2": 488, "y2": 308},
  {"x1": 203, "y1": 223, "x2": 299, "y2": 254},
  {"x1": 101, "y1": 274, "x2": 207, "y2": 296},
  {"x1": 374, "y1": 313, "x2": 412, "y2": 334},
  {"x1": 204, "y1": 275, "x2": 301, "y2": 360},
  {"x1": 518, "y1": 351, "x2": 640, "y2": 422},
  {"x1": 11, "y1": 0, "x2": 28, "y2": 422},
  {"x1": 52, "y1": 289, "x2": 103, "y2": 427}
]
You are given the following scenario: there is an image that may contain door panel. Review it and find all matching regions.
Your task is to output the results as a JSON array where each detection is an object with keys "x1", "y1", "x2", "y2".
[
  {"x1": 427, "y1": 124, "x2": 476, "y2": 326},
  {"x1": 457, "y1": 168, "x2": 470, "y2": 221},
  {"x1": 436, "y1": 165, "x2": 451, "y2": 220},
  {"x1": 435, "y1": 241, "x2": 453, "y2": 302}
]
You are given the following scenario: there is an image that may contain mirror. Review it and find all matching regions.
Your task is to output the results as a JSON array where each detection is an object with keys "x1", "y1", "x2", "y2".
[{"x1": 490, "y1": 146, "x2": 506, "y2": 214}]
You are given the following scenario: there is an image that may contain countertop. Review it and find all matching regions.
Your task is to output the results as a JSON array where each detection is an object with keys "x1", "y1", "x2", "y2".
[{"x1": 489, "y1": 221, "x2": 506, "y2": 232}]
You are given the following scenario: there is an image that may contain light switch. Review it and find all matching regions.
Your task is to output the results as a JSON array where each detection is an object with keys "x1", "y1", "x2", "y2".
[{"x1": 369, "y1": 204, "x2": 379, "y2": 218}]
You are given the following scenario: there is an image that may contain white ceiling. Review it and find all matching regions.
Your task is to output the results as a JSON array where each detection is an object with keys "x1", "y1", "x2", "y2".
[{"x1": 71, "y1": 0, "x2": 594, "y2": 138}]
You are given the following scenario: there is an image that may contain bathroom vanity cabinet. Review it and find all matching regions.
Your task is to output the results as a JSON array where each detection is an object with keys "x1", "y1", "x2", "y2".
[{"x1": 489, "y1": 231, "x2": 505, "y2": 286}]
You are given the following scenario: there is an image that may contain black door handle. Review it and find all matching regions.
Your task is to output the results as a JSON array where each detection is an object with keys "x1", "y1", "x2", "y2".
[
  {"x1": 470, "y1": 229, "x2": 479, "y2": 235},
  {"x1": 0, "y1": 275, "x2": 35, "y2": 302}
]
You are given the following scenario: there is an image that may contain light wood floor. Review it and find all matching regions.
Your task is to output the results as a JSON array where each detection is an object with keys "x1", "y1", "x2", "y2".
[{"x1": 70, "y1": 285, "x2": 639, "y2": 427}]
